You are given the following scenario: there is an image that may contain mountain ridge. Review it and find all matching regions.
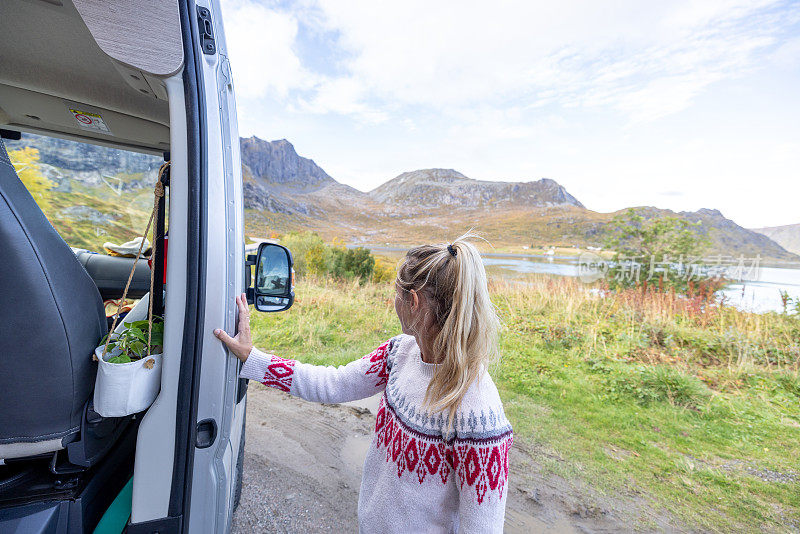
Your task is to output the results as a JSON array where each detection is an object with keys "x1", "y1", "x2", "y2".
[
  {"x1": 240, "y1": 136, "x2": 338, "y2": 191},
  {"x1": 369, "y1": 168, "x2": 584, "y2": 210},
  {"x1": 7, "y1": 133, "x2": 798, "y2": 261},
  {"x1": 751, "y1": 223, "x2": 800, "y2": 256}
]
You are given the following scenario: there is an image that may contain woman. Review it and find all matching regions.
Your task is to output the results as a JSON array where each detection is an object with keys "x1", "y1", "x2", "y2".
[{"x1": 215, "y1": 235, "x2": 512, "y2": 533}]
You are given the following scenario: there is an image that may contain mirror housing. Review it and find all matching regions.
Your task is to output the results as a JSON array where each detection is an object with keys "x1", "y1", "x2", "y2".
[{"x1": 246, "y1": 243, "x2": 294, "y2": 313}]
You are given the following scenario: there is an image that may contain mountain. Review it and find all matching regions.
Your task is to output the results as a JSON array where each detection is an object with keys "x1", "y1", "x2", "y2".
[
  {"x1": 241, "y1": 136, "x2": 337, "y2": 190},
  {"x1": 5, "y1": 134, "x2": 161, "y2": 194},
  {"x1": 237, "y1": 142, "x2": 796, "y2": 261},
  {"x1": 369, "y1": 169, "x2": 584, "y2": 210},
  {"x1": 751, "y1": 224, "x2": 800, "y2": 256},
  {"x1": 240, "y1": 136, "x2": 371, "y2": 221},
  {"x1": 5, "y1": 134, "x2": 159, "y2": 174},
  {"x1": 6, "y1": 132, "x2": 799, "y2": 262},
  {"x1": 678, "y1": 209, "x2": 796, "y2": 260}
]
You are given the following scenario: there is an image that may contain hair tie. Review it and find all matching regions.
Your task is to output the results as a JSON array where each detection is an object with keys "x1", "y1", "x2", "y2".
[{"x1": 447, "y1": 244, "x2": 457, "y2": 257}]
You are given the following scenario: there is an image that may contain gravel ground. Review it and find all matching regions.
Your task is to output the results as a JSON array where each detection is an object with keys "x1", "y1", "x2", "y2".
[{"x1": 232, "y1": 385, "x2": 675, "y2": 533}]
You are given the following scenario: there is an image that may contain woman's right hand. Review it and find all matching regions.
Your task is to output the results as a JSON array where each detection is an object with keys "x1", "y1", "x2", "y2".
[{"x1": 214, "y1": 293, "x2": 253, "y2": 363}]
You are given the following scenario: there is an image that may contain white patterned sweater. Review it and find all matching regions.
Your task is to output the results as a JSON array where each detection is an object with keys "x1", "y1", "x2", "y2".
[{"x1": 239, "y1": 334, "x2": 513, "y2": 533}]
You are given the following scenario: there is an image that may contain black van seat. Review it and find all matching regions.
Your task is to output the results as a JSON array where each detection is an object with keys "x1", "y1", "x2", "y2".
[{"x1": 0, "y1": 138, "x2": 108, "y2": 461}]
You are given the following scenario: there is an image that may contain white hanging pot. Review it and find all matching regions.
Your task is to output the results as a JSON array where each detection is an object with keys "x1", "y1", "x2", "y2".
[
  {"x1": 93, "y1": 293, "x2": 163, "y2": 418},
  {"x1": 93, "y1": 346, "x2": 162, "y2": 417}
]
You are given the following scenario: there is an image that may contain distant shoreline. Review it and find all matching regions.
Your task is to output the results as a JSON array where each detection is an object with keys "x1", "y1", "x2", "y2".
[{"x1": 354, "y1": 244, "x2": 800, "y2": 268}]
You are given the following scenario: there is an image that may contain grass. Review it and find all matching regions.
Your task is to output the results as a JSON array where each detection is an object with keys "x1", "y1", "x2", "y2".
[{"x1": 249, "y1": 274, "x2": 800, "y2": 532}]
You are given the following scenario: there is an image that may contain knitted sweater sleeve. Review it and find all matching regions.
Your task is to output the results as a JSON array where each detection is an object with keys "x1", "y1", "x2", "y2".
[
  {"x1": 452, "y1": 430, "x2": 513, "y2": 533},
  {"x1": 238, "y1": 337, "x2": 395, "y2": 403}
]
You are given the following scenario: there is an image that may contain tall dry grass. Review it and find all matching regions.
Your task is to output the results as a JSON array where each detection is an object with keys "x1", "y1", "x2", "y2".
[{"x1": 489, "y1": 274, "x2": 800, "y2": 377}]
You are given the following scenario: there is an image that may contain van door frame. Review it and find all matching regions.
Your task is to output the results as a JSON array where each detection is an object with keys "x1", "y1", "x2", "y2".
[
  {"x1": 126, "y1": 0, "x2": 208, "y2": 532},
  {"x1": 169, "y1": 0, "x2": 209, "y2": 528},
  {"x1": 128, "y1": 1, "x2": 246, "y2": 531}
]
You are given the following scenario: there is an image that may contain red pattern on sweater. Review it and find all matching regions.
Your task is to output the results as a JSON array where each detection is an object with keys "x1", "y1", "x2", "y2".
[
  {"x1": 452, "y1": 435, "x2": 512, "y2": 504},
  {"x1": 363, "y1": 340, "x2": 390, "y2": 388},
  {"x1": 374, "y1": 396, "x2": 511, "y2": 504},
  {"x1": 259, "y1": 354, "x2": 296, "y2": 392}
]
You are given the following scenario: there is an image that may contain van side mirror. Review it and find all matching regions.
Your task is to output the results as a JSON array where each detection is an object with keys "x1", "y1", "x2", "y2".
[{"x1": 247, "y1": 243, "x2": 294, "y2": 312}]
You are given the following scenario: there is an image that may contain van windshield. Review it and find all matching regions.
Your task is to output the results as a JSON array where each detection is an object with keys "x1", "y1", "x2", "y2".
[{"x1": 6, "y1": 133, "x2": 162, "y2": 252}]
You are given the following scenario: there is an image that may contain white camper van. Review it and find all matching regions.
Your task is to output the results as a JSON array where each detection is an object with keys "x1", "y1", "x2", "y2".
[{"x1": 0, "y1": 1, "x2": 292, "y2": 532}]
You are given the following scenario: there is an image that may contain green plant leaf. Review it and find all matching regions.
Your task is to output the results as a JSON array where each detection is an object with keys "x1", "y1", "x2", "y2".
[
  {"x1": 131, "y1": 329, "x2": 147, "y2": 342},
  {"x1": 130, "y1": 340, "x2": 145, "y2": 356}
]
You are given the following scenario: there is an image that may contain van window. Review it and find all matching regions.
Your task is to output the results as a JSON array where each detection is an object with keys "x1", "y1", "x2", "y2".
[{"x1": 6, "y1": 133, "x2": 162, "y2": 252}]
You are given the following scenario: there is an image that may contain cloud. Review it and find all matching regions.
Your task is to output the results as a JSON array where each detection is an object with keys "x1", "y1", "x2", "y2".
[
  {"x1": 221, "y1": 0, "x2": 797, "y2": 125},
  {"x1": 220, "y1": 0, "x2": 317, "y2": 99},
  {"x1": 298, "y1": 76, "x2": 389, "y2": 124},
  {"x1": 300, "y1": 0, "x2": 795, "y2": 122}
]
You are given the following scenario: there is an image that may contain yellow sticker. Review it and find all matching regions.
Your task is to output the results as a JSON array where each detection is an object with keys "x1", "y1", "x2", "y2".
[{"x1": 69, "y1": 108, "x2": 110, "y2": 133}]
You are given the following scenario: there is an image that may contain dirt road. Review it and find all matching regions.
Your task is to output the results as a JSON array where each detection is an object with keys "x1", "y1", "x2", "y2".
[{"x1": 232, "y1": 385, "x2": 670, "y2": 533}]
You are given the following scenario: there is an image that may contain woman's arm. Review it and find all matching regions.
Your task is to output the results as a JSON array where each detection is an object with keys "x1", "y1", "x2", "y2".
[
  {"x1": 452, "y1": 432, "x2": 513, "y2": 533},
  {"x1": 214, "y1": 294, "x2": 393, "y2": 403},
  {"x1": 240, "y1": 342, "x2": 391, "y2": 402}
]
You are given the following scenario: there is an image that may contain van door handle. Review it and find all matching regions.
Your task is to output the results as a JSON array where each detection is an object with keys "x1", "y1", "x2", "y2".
[{"x1": 196, "y1": 419, "x2": 217, "y2": 449}]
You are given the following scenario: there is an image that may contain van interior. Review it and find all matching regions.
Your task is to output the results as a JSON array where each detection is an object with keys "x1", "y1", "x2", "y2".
[{"x1": 0, "y1": 0, "x2": 184, "y2": 530}]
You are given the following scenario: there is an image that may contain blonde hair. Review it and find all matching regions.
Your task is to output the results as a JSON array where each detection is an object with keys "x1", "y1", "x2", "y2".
[{"x1": 396, "y1": 232, "x2": 500, "y2": 429}]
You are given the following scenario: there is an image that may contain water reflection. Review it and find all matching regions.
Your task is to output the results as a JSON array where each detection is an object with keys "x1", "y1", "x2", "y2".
[
  {"x1": 483, "y1": 255, "x2": 800, "y2": 314},
  {"x1": 365, "y1": 246, "x2": 800, "y2": 314}
]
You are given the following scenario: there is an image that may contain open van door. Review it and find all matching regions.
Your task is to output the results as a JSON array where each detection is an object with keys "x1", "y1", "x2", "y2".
[{"x1": 0, "y1": 1, "x2": 277, "y2": 532}]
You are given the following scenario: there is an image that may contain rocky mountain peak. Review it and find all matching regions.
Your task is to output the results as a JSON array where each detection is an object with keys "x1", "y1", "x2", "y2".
[
  {"x1": 240, "y1": 136, "x2": 335, "y2": 189},
  {"x1": 390, "y1": 168, "x2": 469, "y2": 184},
  {"x1": 695, "y1": 208, "x2": 724, "y2": 218},
  {"x1": 369, "y1": 168, "x2": 584, "y2": 209}
]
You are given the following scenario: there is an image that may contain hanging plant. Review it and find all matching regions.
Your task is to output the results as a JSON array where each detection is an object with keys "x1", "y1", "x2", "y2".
[{"x1": 100, "y1": 317, "x2": 163, "y2": 364}]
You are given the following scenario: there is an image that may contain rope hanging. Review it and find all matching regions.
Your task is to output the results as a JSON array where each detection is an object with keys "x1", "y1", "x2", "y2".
[{"x1": 99, "y1": 161, "x2": 169, "y2": 362}]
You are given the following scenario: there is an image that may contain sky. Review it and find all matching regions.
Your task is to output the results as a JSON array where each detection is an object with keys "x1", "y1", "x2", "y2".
[{"x1": 219, "y1": 0, "x2": 800, "y2": 229}]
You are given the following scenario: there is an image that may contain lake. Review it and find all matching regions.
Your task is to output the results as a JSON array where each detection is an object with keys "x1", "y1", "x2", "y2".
[{"x1": 367, "y1": 247, "x2": 800, "y2": 314}]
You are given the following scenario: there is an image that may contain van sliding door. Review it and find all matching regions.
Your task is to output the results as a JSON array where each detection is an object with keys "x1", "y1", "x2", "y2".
[{"x1": 180, "y1": 0, "x2": 246, "y2": 532}]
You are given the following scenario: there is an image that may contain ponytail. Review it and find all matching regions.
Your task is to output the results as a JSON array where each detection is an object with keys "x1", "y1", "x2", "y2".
[{"x1": 396, "y1": 232, "x2": 500, "y2": 432}]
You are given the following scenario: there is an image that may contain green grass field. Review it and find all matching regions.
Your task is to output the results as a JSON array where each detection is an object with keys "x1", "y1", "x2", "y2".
[{"x1": 249, "y1": 274, "x2": 800, "y2": 531}]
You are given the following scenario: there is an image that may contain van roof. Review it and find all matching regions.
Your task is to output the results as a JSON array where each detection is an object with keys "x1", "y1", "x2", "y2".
[{"x1": 0, "y1": 0, "x2": 182, "y2": 154}]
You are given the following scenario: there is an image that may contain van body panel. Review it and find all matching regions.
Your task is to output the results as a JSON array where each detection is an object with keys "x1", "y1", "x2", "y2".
[
  {"x1": 186, "y1": 1, "x2": 247, "y2": 531},
  {"x1": 0, "y1": 1, "x2": 248, "y2": 531}
]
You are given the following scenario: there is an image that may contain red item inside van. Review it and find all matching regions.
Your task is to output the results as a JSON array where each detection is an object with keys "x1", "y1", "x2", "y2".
[{"x1": 147, "y1": 235, "x2": 168, "y2": 284}]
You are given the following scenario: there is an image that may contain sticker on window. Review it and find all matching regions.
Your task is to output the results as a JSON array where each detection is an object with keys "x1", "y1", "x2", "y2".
[{"x1": 69, "y1": 108, "x2": 110, "y2": 133}]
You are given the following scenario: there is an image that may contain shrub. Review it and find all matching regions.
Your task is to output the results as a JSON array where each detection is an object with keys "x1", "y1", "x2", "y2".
[
  {"x1": 609, "y1": 364, "x2": 710, "y2": 408},
  {"x1": 281, "y1": 231, "x2": 327, "y2": 276},
  {"x1": 372, "y1": 256, "x2": 397, "y2": 284},
  {"x1": 305, "y1": 242, "x2": 330, "y2": 276},
  {"x1": 330, "y1": 246, "x2": 374, "y2": 282},
  {"x1": 280, "y1": 232, "x2": 376, "y2": 282},
  {"x1": 603, "y1": 209, "x2": 712, "y2": 295}
]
